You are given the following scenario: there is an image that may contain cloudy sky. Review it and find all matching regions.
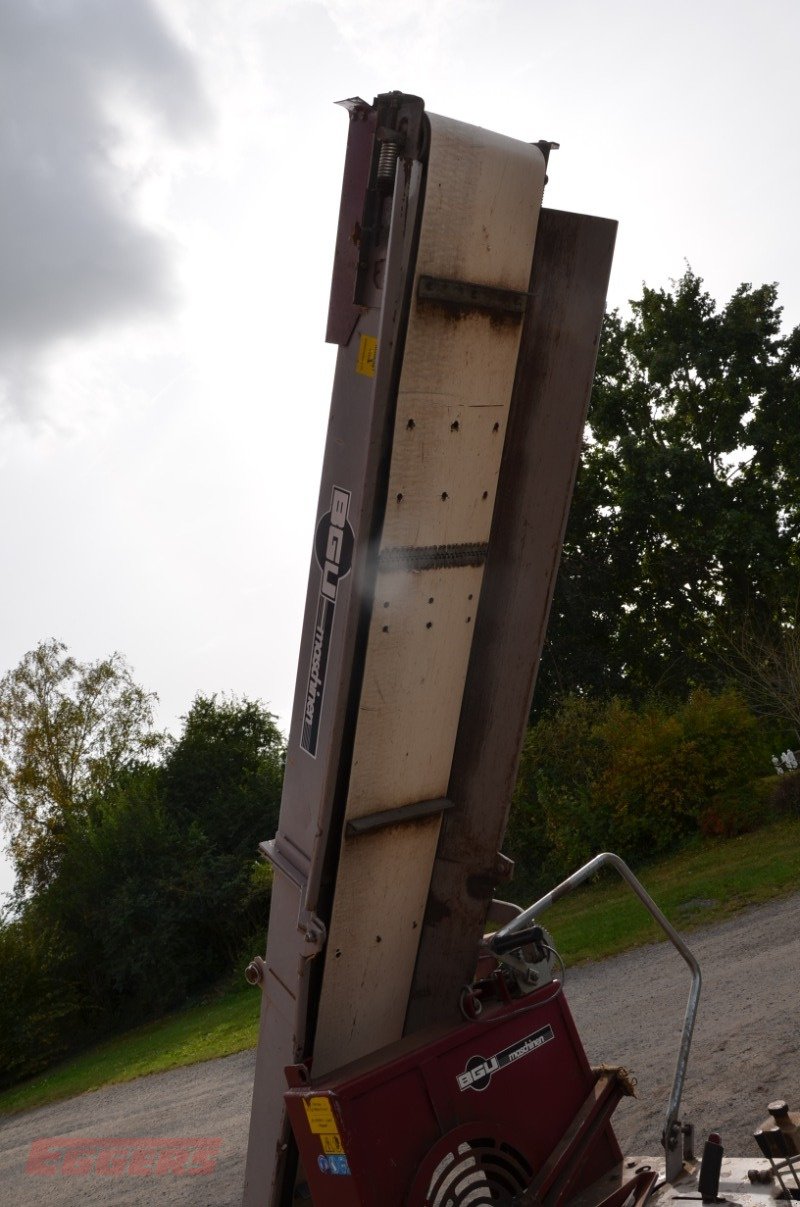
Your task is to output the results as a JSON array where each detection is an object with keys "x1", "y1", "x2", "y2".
[{"x1": 1, "y1": 0, "x2": 798, "y2": 895}]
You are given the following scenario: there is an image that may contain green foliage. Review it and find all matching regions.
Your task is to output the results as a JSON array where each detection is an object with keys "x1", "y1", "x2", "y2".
[
  {"x1": 162, "y1": 692, "x2": 283, "y2": 860},
  {"x1": 0, "y1": 908, "x2": 83, "y2": 1089},
  {"x1": 47, "y1": 695, "x2": 282, "y2": 1021},
  {"x1": 1, "y1": 684, "x2": 283, "y2": 1087},
  {"x1": 507, "y1": 697, "x2": 607, "y2": 881},
  {"x1": 0, "y1": 639, "x2": 161, "y2": 894},
  {"x1": 538, "y1": 271, "x2": 800, "y2": 713},
  {"x1": 767, "y1": 769, "x2": 800, "y2": 817},
  {"x1": 509, "y1": 689, "x2": 771, "y2": 893},
  {"x1": 718, "y1": 609, "x2": 800, "y2": 742},
  {"x1": 38, "y1": 765, "x2": 195, "y2": 1019},
  {"x1": 159, "y1": 693, "x2": 283, "y2": 970},
  {"x1": 594, "y1": 689, "x2": 770, "y2": 842}
]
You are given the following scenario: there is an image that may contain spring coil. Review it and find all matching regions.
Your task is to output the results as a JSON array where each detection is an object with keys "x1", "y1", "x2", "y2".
[{"x1": 376, "y1": 139, "x2": 398, "y2": 184}]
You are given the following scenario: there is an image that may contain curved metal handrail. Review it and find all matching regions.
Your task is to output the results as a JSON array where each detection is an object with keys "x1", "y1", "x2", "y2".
[{"x1": 490, "y1": 852, "x2": 701, "y2": 1181}]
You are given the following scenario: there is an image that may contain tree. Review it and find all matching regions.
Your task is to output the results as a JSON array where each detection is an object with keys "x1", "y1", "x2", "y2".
[
  {"x1": 0, "y1": 639, "x2": 161, "y2": 892},
  {"x1": 720, "y1": 603, "x2": 800, "y2": 743},
  {"x1": 0, "y1": 904, "x2": 83, "y2": 1089},
  {"x1": 161, "y1": 692, "x2": 284, "y2": 856},
  {"x1": 36, "y1": 694, "x2": 284, "y2": 1022},
  {"x1": 0, "y1": 678, "x2": 285, "y2": 1085},
  {"x1": 159, "y1": 693, "x2": 284, "y2": 964},
  {"x1": 536, "y1": 270, "x2": 800, "y2": 712}
]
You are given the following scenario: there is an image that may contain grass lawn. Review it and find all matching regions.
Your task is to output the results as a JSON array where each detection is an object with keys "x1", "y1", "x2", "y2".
[
  {"x1": 0, "y1": 977, "x2": 261, "y2": 1118},
  {"x1": 2, "y1": 815, "x2": 798, "y2": 1117},
  {"x1": 542, "y1": 815, "x2": 800, "y2": 964}
]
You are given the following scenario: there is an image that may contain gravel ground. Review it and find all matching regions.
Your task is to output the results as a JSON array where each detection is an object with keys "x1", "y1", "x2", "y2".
[
  {"x1": 567, "y1": 890, "x2": 800, "y2": 1157},
  {"x1": 2, "y1": 892, "x2": 798, "y2": 1205},
  {"x1": 0, "y1": 1048, "x2": 257, "y2": 1206}
]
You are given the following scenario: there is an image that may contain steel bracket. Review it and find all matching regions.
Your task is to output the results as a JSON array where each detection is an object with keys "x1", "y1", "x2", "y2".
[
  {"x1": 298, "y1": 909, "x2": 327, "y2": 955},
  {"x1": 259, "y1": 837, "x2": 327, "y2": 955},
  {"x1": 345, "y1": 796, "x2": 454, "y2": 838},
  {"x1": 418, "y1": 274, "x2": 528, "y2": 318}
]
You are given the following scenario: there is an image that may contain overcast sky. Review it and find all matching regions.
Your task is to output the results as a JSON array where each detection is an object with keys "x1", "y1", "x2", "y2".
[{"x1": 1, "y1": 0, "x2": 799, "y2": 898}]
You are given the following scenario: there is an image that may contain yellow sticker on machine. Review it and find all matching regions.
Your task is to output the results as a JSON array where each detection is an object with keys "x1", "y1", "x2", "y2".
[
  {"x1": 356, "y1": 334, "x2": 377, "y2": 377},
  {"x1": 303, "y1": 1095, "x2": 339, "y2": 1135},
  {"x1": 321, "y1": 1133, "x2": 345, "y2": 1155}
]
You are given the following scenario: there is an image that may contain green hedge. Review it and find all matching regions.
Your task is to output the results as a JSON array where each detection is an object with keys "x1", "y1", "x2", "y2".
[
  {"x1": 507, "y1": 689, "x2": 773, "y2": 894},
  {"x1": 766, "y1": 769, "x2": 800, "y2": 817}
]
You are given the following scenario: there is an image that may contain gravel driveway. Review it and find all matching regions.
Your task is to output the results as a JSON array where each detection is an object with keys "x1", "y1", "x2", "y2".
[
  {"x1": 2, "y1": 892, "x2": 798, "y2": 1205},
  {"x1": 568, "y1": 890, "x2": 800, "y2": 1157}
]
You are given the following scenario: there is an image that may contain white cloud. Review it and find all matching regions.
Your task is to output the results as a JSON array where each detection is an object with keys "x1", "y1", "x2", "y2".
[{"x1": 0, "y1": 0, "x2": 210, "y2": 421}]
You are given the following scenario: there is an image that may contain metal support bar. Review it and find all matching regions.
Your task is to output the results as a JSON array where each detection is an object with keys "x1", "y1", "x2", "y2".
[
  {"x1": 378, "y1": 543, "x2": 488, "y2": 572},
  {"x1": 258, "y1": 838, "x2": 307, "y2": 885},
  {"x1": 486, "y1": 898, "x2": 524, "y2": 926},
  {"x1": 516, "y1": 1071, "x2": 627, "y2": 1207},
  {"x1": 345, "y1": 797, "x2": 454, "y2": 837},
  {"x1": 257, "y1": 840, "x2": 327, "y2": 954},
  {"x1": 491, "y1": 852, "x2": 702, "y2": 1184},
  {"x1": 417, "y1": 274, "x2": 528, "y2": 317}
]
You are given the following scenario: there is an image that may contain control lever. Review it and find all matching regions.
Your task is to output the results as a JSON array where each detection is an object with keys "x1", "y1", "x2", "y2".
[
  {"x1": 491, "y1": 924, "x2": 546, "y2": 956},
  {"x1": 673, "y1": 1132, "x2": 727, "y2": 1203}
]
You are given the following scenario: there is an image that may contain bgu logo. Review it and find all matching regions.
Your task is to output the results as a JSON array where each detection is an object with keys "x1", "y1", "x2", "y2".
[
  {"x1": 314, "y1": 487, "x2": 354, "y2": 601},
  {"x1": 457, "y1": 1025, "x2": 555, "y2": 1093},
  {"x1": 301, "y1": 486, "x2": 355, "y2": 758}
]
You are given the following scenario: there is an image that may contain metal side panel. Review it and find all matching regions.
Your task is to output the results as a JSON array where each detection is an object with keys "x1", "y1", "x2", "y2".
[
  {"x1": 406, "y1": 208, "x2": 618, "y2": 1033},
  {"x1": 243, "y1": 101, "x2": 427, "y2": 1205},
  {"x1": 243, "y1": 868, "x2": 307, "y2": 1200},
  {"x1": 310, "y1": 114, "x2": 546, "y2": 1078}
]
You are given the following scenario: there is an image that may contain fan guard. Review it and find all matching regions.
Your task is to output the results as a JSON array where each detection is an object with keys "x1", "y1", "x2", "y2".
[{"x1": 408, "y1": 1122, "x2": 535, "y2": 1206}]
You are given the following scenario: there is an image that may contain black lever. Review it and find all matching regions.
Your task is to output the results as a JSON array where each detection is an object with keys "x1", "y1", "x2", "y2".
[
  {"x1": 698, "y1": 1132, "x2": 723, "y2": 1203},
  {"x1": 491, "y1": 925, "x2": 545, "y2": 956}
]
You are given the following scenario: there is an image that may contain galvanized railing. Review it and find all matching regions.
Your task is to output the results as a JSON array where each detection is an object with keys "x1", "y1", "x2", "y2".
[{"x1": 490, "y1": 852, "x2": 702, "y2": 1182}]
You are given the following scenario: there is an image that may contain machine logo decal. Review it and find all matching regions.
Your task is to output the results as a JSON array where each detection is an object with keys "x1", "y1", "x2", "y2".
[
  {"x1": 457, "y1": 1024, "x2": 554, "y2": 1092},
  {"x1": 301, "y1": 487, "x2": 355, "y2": 757}
]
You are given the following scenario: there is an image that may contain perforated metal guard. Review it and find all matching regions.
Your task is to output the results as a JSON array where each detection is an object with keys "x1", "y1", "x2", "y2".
[{"x1": 410, "y1": 1123, "x2": 535, "y2": 1206}]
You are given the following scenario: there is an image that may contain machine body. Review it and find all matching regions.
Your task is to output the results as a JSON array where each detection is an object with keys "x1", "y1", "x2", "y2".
[{"x1": 243, "y1": 92, "x2": 618, "y2": 1205}]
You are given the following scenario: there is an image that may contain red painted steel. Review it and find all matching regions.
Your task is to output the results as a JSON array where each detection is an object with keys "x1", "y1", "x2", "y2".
[{"x1": 284, "y1": 987, "x2": 621, "y2": 1205}]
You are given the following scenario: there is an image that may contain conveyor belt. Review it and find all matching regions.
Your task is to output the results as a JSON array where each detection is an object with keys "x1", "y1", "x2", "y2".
[
  {"x1": 243, "y1": 97, "x2": 549, "y2": 1205},
  {"x1": 311, "y1": 114, "x2": 544, "y2": 1075}
]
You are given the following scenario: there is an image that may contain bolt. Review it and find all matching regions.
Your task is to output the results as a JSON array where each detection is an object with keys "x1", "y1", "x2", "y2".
[{"x1": 245, "y1": 957, "x2": 264, "y2": 986}]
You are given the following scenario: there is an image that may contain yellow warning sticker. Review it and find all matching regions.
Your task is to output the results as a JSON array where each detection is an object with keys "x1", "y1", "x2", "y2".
[
  {"x1": 356, "y1": 334, "x2": 377, "y2": 377},
  {"x1": 321, "y1": 1133, "x2": 345, "y2": 1155},
  {"x1": 303, "y1": 1096, "x2": 339, "y2": 1135}
]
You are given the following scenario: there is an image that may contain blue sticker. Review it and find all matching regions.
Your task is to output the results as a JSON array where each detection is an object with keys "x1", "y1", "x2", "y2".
[{"x1": 317, "y1": 1153, "x2": 351, "y2": 1176}]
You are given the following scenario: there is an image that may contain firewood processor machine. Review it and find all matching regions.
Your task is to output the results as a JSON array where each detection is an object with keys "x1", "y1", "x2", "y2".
[{"x1": 241, "y1": 92, "x2": 798, "y2": 1207}]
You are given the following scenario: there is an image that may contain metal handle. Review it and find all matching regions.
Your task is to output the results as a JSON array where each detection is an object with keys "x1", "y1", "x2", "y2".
[{"x1": 490, "y1": 851, "x2": 701, "y2": 1182}]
